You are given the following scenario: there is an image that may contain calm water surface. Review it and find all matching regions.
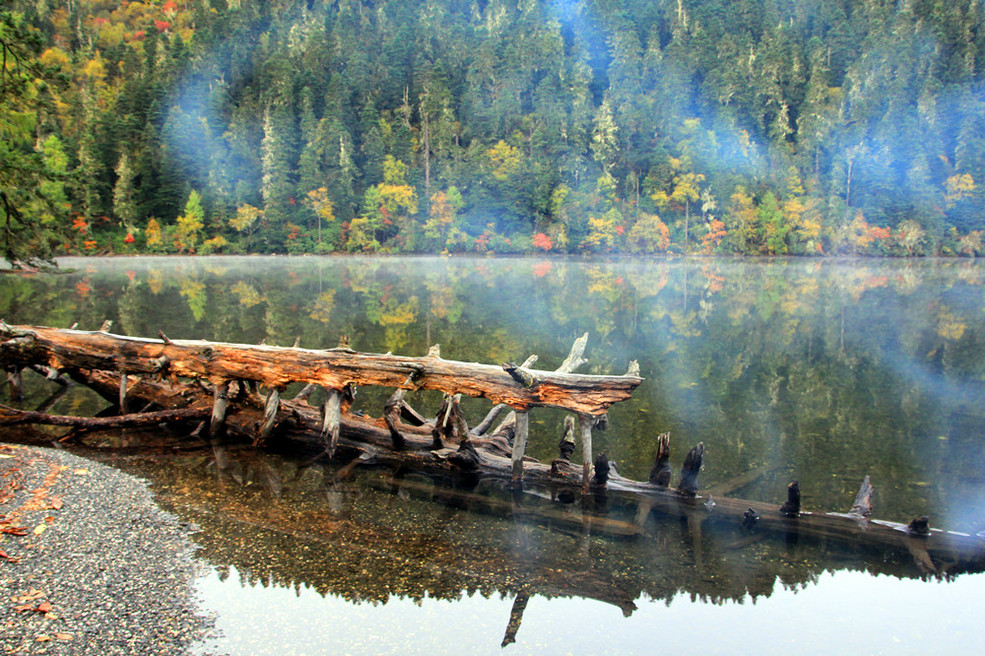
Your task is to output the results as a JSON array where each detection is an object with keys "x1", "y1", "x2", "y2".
[{"x1": 2, "y1": 255, "x2": 984, "y2": 654}]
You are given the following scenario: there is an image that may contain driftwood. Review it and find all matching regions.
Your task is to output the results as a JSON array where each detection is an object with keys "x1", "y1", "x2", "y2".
[
  {"x1": 1, "y1": 322, "x2": 984, "y2": 575},
  {"x1": 0, "y1": 324, "x2": 640, "y2": 415}
]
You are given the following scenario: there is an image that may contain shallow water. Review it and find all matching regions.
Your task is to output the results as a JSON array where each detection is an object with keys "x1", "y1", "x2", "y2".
[{"x1": 2, "y1": 255, "x2": 984, "y2": 653}]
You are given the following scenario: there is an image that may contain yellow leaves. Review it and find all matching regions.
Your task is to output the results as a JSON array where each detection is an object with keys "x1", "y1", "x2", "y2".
[
  {"x1": 937, "y1": 307, "x2": 966, "y2": 341},
  {"x1": 231, "y1": 281, "x2": 264, "y2": 308},
  {"x1": 671, "y1": 171, "x2": 704, "y2": 204},
  {"x1": 627, "y1": 213, "x2": 671, "y2": 253},
  {"x1": 308, "y1": 290, "x2": 336, "y2": 324},
  {"x1": 485, "y1": 140, "x2": 523, "y2": 181},
  {"x1": 230, "y1": 204, "x2": 263, "y2": 233},
  {"x1": 944, "y1": 173, "x2": 976, "y2": 209},
  {"x1": 582, "y1": 214, "x2": 618, "y2": 252},
  {"x1": 145, "y1": 218, "x2": 163, "y2": 249},
  {"x1": 378, "y1": 297, "x2": 419, "y2": 327},
  {"x1": 40, "y1": 47, "x2": 70, "y2": 72},
  {"x1": 305, "y1": 188, "x2": 336, "y2": 222},
  {"x1": 81, "y1": 54, "x2": 108, "y2": 85},
  {"x1": 382, "y1": 156, "x2": 409, "y2": 186},
  {"x1": 179, "y1": 278, "x2": 207, "y2": 322},
  {"x1": 376, "y1": 183, "x2": 417, "y2": 215},
  {"x1": 650, "y1": 189, "x2": 671, "y2": 209}
]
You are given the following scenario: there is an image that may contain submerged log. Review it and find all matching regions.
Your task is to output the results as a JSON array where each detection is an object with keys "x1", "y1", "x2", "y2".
[
  {"x1": 0, "y1": 324, "x2": 642, "y2": 415},
  {"x1": 2, "y1": 323, "x2": 984, "y2": 574}
]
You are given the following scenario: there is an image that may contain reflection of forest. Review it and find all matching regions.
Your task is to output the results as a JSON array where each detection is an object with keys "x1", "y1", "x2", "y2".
[
  {"x1": 2, "y1": 256, "x2": 984, "y2": 528},
  {"x1": 113, "y1": 450, "x2": 960, "y2": 613},
  {"x1": 108, "y1": 447, "x2": 978, "y2": 648}
]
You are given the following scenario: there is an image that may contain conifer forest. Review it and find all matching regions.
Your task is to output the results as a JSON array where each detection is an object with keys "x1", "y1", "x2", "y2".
[{"x1": 3, "y1": 0, "x2": 985, "y2": 264}]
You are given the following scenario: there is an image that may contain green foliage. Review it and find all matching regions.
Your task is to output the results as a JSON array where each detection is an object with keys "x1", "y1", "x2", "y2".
[{"x1": 3, "y1": 0, "x2": 985, "y2": 259}]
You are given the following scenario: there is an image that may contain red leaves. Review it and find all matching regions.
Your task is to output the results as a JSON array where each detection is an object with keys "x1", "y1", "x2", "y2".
[
  {"x1": 1, "y1": 525, "x2": 28, "y2": 536},
  {"x1": 0, "y1": 548, "x2": 20, "y2": 562}
]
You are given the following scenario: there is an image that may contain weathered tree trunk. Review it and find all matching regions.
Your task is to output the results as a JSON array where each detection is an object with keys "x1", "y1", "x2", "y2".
[{"x1": 0, "y1": 324, "x2": 641, "y2": 415}]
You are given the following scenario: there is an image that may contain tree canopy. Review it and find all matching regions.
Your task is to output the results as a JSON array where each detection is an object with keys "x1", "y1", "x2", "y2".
[{"x1": 3, "y1": 0, "x2": 985, "y2": 262}]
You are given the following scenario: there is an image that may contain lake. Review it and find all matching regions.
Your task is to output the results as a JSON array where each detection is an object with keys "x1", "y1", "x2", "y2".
[{"x1": 2, "y1": 255, "x2": 984, "y2": 654}]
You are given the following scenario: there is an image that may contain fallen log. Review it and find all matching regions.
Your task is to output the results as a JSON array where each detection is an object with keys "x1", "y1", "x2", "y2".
[
  {"x1": 19, "y1": 365, "x2": 981, "y2": 574},
  {"x1": 2, "y1": 323, "x2": 984, "y2": 575},
  {"x1": 0, "y1": 403, "x2": 210, "y2": 429},
  {"x1": 0, "y1": 323, "x2": 642, "y2": 415}
]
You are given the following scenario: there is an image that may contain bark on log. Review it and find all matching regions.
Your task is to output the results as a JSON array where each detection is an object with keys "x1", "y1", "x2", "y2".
[{"x1": 0, "y1": 324, "x2": 641, "y2": 415}]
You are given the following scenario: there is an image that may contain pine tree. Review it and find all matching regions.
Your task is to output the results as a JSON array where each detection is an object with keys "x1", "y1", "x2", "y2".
[{"x1": 113, "y1": 151, "x2": 139, "y2": 233}]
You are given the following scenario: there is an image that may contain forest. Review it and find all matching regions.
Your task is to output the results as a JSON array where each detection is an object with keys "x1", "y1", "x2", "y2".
[{"x1": 2, "y1": 0, "x2": 985, "y2": 264}]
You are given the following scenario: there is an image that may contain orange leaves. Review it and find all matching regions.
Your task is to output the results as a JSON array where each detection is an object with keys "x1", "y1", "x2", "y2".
[
  {"x1": 532, "y1": 232, "x2": 553, "y2": 252},
  {"x1": 11, "y1": 589, "x2": 53, "y2": 616}
]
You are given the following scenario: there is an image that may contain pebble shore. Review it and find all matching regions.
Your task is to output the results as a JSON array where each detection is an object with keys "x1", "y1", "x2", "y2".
[{"x1": 1, "y1": 443, "x2": 212, "y2": 655}]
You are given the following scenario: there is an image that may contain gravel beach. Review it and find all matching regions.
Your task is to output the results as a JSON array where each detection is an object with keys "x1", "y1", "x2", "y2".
[{"x1": 1, "y1": 443, "x2": 211, "y2": 655}]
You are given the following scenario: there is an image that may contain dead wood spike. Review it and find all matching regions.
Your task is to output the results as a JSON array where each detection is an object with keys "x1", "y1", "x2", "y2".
[
  {"x1": 99, "y1": 320, "x2": 113, "y2": 333},
  {"x1": 383, "y1": 388, "x2": 407, "y2": 451},
  {"x1": 158, "y1": 330, "x2": 172, "y2": 345},
  {"x1": 558, "y1": 415, "x2": 576, "y2": 460},
  {"x1": 779, "y1": 481, "x2": 801, "y2": 517},
  {"x1": 648, "y1": 432, "x2": 672, "y2": 487},
  {"x1": 256, "y1": 387, "x2": 281, "y2": 444},
  {"x1": 850, "y1": 475, "x2": 874, "y2": 518},
  {"x1": 448, "y1": 438, "x2": 481, "y2": 471},
  {"x1": 320, "y1": 388, "x2": 343, "y2": 456},
  {"x1": 118, "y1": 373, "x2": 129, "y2": 414},
  {"x1": 579, "y1": 413, "x2": 594, "y2": 494},
  {"x1": 510, "y1": 410, "x2": 529, "y2": 483},
  {"x1": 471, "y1": 403, "x2": 508, "y2": 437},
  {"x1": 907, "y1": 516, "x2": 931, "y2": 537},
  {"x1": 678, "y1": 442, "x2": 704, "y2": 497},
  {"x1": 502, "y1": 362, "x2": 537, "y2": 388},
  {"x1": 591, "y1": 452, "x2": 611, "y2": 487},
  {"x1": 209, "y1": 381, "x2": 230, "y2": 442}
]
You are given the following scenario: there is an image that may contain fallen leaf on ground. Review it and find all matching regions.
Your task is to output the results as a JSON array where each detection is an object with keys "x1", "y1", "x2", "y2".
[
  {"x1": 1, "y1": 526, "x2": 28, "y2": 536},
  {"x1": 0, "y1": 549, "x2": 19, "y2": 562},
  {"x1": 72, "y1": 469, "x2": 89, "y2": 476},
  {"x1": 49, "y1": 497, "x2": 63, "y2": 510},
  {"x1": 33, "y1": 524, "x2": 46, "y2": 536},
  {"x1": 55, "y1": 633, "x2": 73, "y2": 641},
  {"x1": 36, "y1": 601, "x2": 52, "y2": 614},
  {"x1": 36, "y1": 635, "x2": 51, "y2": 642}
]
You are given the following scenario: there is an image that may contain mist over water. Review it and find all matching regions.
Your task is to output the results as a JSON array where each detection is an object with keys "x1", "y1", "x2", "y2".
[
  {"x1": 3, "y1": 255, "x2": 985, "y2": 653},
  {"x1": 4, "y1": 255, "x2": 984, "y2": 526}
]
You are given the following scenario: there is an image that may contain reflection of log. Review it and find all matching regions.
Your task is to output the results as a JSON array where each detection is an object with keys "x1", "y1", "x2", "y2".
[
  {"x1": 502, "y1": 589, "x2": 530, "y2": 647},
  {"x1": 0, "y1": 324, "x2": 641, "y2": 415}
]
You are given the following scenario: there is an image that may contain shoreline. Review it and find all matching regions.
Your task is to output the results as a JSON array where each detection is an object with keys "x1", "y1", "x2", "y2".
[{"x1": 0, "y1": 443, "x2": 212, "y2": 655}]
